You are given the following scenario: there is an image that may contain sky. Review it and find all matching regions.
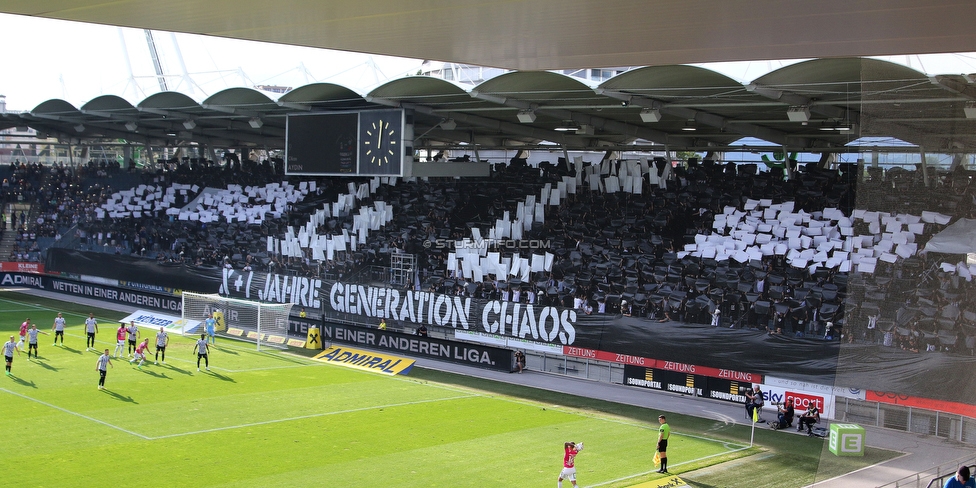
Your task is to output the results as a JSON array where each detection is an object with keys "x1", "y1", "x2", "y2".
[
  {"x1": 0, "y1": 14, "x2": 425, "y2": 111},
  {"x1": 3, "y1": 13, "x2": 976, "y2": 113}
]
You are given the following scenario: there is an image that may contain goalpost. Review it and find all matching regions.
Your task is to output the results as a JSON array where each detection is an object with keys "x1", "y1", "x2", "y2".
[{"x1": 181, "y1": 292, "x2": 295, "y2": 351}]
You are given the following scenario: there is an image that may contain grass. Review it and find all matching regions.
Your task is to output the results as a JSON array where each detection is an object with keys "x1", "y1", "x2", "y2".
[{"x1": 0, "y1": 291, "x2": 898, "y2": 487}]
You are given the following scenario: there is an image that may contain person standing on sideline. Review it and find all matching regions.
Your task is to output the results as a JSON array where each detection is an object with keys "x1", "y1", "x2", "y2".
[
  {"x1": 4, "y1": 335, "x2": 21, "y2": 376},
  {"x1": 205, "y1": 313, "x2": 217, "y2": 345},
  {"x1": 52, "y1": 312, "x2": 66, "y2": 346},
  {"x1": 154, "y1": 327, "x2": 169, "y2": 365},
  {"x1": 84, "y1": 313, "x2": 98, "y2": 351},
  {"x1": 126, "y1": 321, "x2": 139, "y2": 357},
  {"x1": 656, "y1": 415, "x2": 670, "y2": 474},
  {"x1": 944, "y1": 465, "x2": 976, "y2": 488},
  {"x1": 129, "y1": 339, "x2": 152, "y2": 369},
  {"x1": 25, "y1": 323, "x2": 48, "y2": 360},
  {"x1": 95, "y1": 349, "x2": 113, "y2": 389},
  {"x1": 113, "y1": 323, "x2": 127, "y2": 358},
  {"x1": 557, "y1": 441, "x2": 583, "y2": 488},
  {"x1": 195, "y1": 333, "x2": 211, "y2": 372}
]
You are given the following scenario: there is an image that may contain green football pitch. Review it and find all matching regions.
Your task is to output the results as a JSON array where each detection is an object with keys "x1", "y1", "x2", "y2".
[{"x1": 0, "y1": 292, "x2": 896, "y2": 487}]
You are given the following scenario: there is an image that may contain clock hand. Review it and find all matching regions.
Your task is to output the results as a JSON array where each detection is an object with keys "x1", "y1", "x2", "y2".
[{"x1": 377, "y1": 120, "x2": 383, "y2": 148}]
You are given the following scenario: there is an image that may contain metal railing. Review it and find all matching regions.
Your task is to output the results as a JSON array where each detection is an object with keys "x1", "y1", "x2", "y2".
[
  {"x1": 838, "y1": 397, "x2": 976, "y2": 444},
  {"x1": 876, "y1": 459, "x2": 976, "y2": 488}
]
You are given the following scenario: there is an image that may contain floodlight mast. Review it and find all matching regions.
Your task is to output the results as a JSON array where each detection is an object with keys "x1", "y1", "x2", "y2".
[{"x1": 145, "y1": 29, "x2": 168, "y2": 92}]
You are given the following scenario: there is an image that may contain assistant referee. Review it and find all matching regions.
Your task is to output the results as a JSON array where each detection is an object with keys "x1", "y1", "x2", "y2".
[{"x1": 656, "y1": 415, "x2": 670, "y2": 474}]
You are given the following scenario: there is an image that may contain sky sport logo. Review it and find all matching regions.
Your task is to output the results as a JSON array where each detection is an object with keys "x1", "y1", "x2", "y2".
[{"x1": 423, "y1": 238, "x2": 552, "y2": 250}]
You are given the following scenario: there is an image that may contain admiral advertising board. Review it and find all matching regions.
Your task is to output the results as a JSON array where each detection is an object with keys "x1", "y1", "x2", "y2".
[
  {"x1": 0, "y1": 272, "x2": 44, "y2": 289},
  {"x1": 289, "y1": 316, "x2": 513, "y2": 372},
  {"x1": 48, "y1": 278, "x2": 183, "y2": 312}
]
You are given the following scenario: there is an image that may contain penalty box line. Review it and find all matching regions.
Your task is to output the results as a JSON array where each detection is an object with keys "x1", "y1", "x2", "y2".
[
  {"x1": 0, "y1": 388, "x2": 151, "y2": 440},
  {"x1": 151, "y1": 394, "x2": 477, "y2": 440}
]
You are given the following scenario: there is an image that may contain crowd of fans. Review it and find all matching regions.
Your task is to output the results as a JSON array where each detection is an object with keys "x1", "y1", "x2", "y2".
[{"x1": 7, "y1": 153, "x2": 976, "y2": 354}]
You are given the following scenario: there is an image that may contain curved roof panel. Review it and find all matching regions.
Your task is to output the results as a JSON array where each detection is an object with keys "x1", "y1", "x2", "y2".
[
  {"x1": 601, "y1": 65, "x2": 745, "y2": 98},
  {"x1": 32, "y1": 99, "x2": 81, "y2": 117},
  {"x1": 475, "y1": 71, "x2": 599, "y2": 104},
  {"x1": 139, "y1": 92, "x2": 204, "y2": 111},
  {"x1": 81, "y1": 95, "x2": 136, "y2": 112},
  {"x1": 3, "y1": 58, "x2": 976, "y2": 153},
  {"x1": 278, "y1": 83, "x2": 366, "y2": 105},
  {"x1": 369, "y1": 76, "x2": 477, "y2": 106},
  {"x1": 203, "y1": 87, "x2": 278, "y2": 112}
]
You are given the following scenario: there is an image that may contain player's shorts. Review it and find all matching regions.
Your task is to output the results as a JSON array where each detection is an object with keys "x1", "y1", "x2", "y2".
[
  {"x1": 117, "y1": 340, "x2": 126, "y2": 347},
  {"x1": 559, "y1": 467, "x2": 577, "y2": 481},
  {"x1": 198, "y1": 353, "x2": 208, "y2": 359},
  {"x1": 87, "y1": 332, "x2": 96, "y2": 337},
  {"x1": 128, "y1": 340, "x2": 137, "y2": 346},
  {"x1": 4, "y1": 355, "x2": 12, "y2": 363},
  {"x1": 657, "y1": 439, "x2": 668, "y2": 452},
  {"x1": 156, "y1": 345, "x2": 166, "y2": 351},
  {"x1": 134, "y1": 353, "x2": 145, "y2": 360}
]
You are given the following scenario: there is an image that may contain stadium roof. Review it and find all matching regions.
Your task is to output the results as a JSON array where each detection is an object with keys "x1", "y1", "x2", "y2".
[
  {"x1": 3, "y1": 58, "x2": 976, "y2": 153},
  {"x1": 3, "y1": 1, "x2": 976, "y2": 71}
]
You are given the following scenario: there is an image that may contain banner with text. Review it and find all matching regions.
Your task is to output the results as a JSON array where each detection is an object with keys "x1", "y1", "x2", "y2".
[{"x1": 313, "y1": 321, "x2": 514, "y2": 372}]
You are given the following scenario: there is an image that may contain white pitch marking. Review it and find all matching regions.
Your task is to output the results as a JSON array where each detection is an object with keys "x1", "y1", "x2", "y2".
[
  {"x1": 0, "y1": 388, "x2": 151, "y2": 440},
  {"x1": 150, "y1": 394, "x2": 476, "y2": 440},
  {"x1": 588, "y1": 445, "x2": 754, "y2": 487}
]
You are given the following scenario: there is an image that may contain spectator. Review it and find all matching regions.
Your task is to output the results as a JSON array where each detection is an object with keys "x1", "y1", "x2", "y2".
[{"x1": 944, "y1": 466, "x2": 975, "y2": 488}]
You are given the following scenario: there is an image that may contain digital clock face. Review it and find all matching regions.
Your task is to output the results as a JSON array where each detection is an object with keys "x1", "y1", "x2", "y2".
[{"x1": 359, "y1": 110, "x2": 403, "y2": 175}]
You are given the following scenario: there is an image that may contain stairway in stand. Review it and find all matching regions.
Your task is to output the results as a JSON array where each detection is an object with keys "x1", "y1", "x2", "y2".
[{"x1": 0, "y1": 202, "x2": 33, "y2": 260}]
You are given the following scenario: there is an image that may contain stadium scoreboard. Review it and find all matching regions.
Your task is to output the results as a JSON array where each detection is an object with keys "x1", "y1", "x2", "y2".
[{"x1": 285, "y1": 109, "x2": 412, "y2": 176}]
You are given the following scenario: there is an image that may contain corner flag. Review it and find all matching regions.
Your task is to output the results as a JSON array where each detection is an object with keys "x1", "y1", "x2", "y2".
[{"x1": 750, "y1": 405, "x2": 759, "y2": 446}]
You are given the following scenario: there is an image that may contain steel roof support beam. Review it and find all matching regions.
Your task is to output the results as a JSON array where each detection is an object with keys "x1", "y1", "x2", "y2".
[
  {"x1": 929, "y1": 75, "x2": 976, "y2": 100},
  {"x1": 745, "y1": 82, "x2": 947, "y2": 149},
  {"x1": 367, "y1": 96, "x2": 589, "y2": 147},
  {"x1": 469, "y1": 91, "x2": 672, "y2": 145},
  {"x1": 597, "y1": 88, "x2": 791, "y2": 146}
]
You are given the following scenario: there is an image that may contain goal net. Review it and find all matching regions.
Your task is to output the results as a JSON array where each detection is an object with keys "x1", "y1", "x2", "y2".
[{"x1": 181, "y1": 292, "x2": 294, "y2": 350}]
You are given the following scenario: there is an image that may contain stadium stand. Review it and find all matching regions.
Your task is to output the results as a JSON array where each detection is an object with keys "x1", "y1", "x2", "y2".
[{"x1": 22, "y1": 153, "x2": 976, "y2": 358}]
